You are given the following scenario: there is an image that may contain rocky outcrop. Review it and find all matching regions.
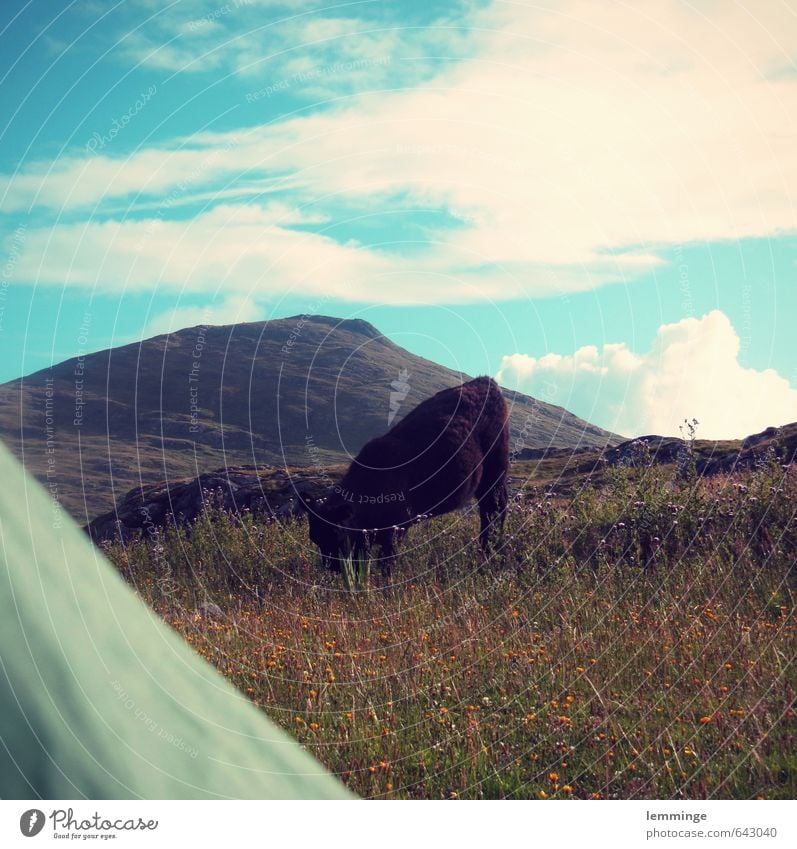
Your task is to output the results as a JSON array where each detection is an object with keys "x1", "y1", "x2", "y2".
[
  {"x1": 85, "y1": 465, "x2": 340, "y2": 543},
  {"x1": 604, "y1": 425, "x2": 797, "y2": 476}
]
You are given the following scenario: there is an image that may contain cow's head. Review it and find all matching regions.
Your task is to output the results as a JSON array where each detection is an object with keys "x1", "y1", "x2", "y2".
[{"x1": 301, "y1": 496, "x2": 355, "y2": 571}]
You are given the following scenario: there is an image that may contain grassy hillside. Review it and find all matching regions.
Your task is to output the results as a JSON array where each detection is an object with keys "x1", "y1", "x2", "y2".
[
  {"x1": 104, "y1": 449, "x2": 796, "y2": 799},
  {"x1": 0, "y1": 315, "x2": 616, "y2": 522}
]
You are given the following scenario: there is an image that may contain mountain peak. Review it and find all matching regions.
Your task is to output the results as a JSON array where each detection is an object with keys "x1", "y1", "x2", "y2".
[{"x1": 281, "y1": 314, "x2": 384, "y2": 341}]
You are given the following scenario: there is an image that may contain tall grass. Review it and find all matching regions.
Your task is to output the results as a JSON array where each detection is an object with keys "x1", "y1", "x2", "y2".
[{"x1": 104, "y1": 459, "x2": 796, "y2": 799}]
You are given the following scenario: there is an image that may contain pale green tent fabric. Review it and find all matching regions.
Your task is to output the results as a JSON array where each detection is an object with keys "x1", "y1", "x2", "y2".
[{"x1": 0, "y1": 442, "x2": 353, "y2": 799}]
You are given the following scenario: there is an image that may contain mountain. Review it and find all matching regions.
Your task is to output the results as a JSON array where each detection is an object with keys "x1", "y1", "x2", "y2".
[{"x1": 0, "y1": 315, "x2": 617, "y2": 522}]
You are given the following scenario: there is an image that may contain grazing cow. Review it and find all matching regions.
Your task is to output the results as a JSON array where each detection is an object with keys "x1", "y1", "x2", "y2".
[{"x1": 303, "y1": 376, "x2": 509, "y2": 574}]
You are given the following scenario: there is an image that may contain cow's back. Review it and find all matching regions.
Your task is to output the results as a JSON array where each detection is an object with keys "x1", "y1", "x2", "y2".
[{"x1": 338, "y1": 377, "x2": 508, "y2": 523}]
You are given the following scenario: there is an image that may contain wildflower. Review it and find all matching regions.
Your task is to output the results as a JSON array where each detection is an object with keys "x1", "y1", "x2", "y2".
[
  {"x1": 548, "y1": 772, "x2": 559, "y2": 782},
  {"x1": 562, "y1": 785, "x2": 573, "y2": 794}
]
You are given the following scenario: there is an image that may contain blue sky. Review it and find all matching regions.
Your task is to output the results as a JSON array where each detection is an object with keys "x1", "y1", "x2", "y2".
[{"x1": 1, "y1": 0, "x2": 796, "y2": 438}]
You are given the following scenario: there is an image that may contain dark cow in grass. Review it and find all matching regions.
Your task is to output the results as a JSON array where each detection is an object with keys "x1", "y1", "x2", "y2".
[{"x1": 303, "y1": 376, "x2": 509, "y2": 574}]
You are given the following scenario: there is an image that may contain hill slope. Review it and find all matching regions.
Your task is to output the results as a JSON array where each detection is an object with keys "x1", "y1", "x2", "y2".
[{"x1": 0, "y1": 315, "x2": 617, "y2": 521}]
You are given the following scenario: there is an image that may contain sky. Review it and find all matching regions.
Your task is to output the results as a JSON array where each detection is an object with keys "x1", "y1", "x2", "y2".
[{"x1": 1, "y1": 0, "x2": 795, "y2": 439}]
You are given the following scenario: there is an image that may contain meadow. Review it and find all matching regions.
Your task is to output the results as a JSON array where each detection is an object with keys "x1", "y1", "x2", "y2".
[{"x1": 104, "y1": 449, "x2": 796, "y2": 799}]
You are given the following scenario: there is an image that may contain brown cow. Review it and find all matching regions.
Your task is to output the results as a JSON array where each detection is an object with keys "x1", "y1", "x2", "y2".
[{"x1": 303, "y1": 376, "x2": 509, "y2": 574}]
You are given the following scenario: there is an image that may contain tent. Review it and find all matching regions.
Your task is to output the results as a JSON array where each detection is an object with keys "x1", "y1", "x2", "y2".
[{"x1": 0, "y1": 441, "x2": 352, "y2": 799}]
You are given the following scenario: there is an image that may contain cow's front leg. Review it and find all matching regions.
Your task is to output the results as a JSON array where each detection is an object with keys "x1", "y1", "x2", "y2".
[{"x1": 375, "y1": 526, "x2": 404, "y2": 578}]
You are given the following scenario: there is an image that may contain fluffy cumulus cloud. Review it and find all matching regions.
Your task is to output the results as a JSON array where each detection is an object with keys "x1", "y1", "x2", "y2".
[{"x1": 497, "y1": 311, "x2": 797, "y2": 439}]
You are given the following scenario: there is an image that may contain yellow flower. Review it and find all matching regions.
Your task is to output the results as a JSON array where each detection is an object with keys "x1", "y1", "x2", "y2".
[{"x1": 562, "y1": 785, "x2": 573, "y2": 794}]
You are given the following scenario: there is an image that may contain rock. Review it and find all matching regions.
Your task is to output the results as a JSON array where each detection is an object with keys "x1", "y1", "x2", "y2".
[
  {"x1": 84, "y1": 464, "x2": 339, "y2": 543},
  {"x1": 197, "y1": 601, "x2": 224, "y2": 619}
]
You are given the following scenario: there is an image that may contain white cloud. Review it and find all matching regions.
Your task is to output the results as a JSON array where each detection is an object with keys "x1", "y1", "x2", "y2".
[
  {"x1": 3, "y1": 0, "x2": 797, "y2": 301},
  {"x1": 115, "y1": 3, "x2": 449, "y2": 86},
  {"x1": 497, "y1": 311, "x2": 797, "y2": 439},
  {"x1": 144, "y1": 294, "x2": 266, "y2": 337},
  {"x1": 11, "y1": 198, "x2": 663, "y2": 303}
]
